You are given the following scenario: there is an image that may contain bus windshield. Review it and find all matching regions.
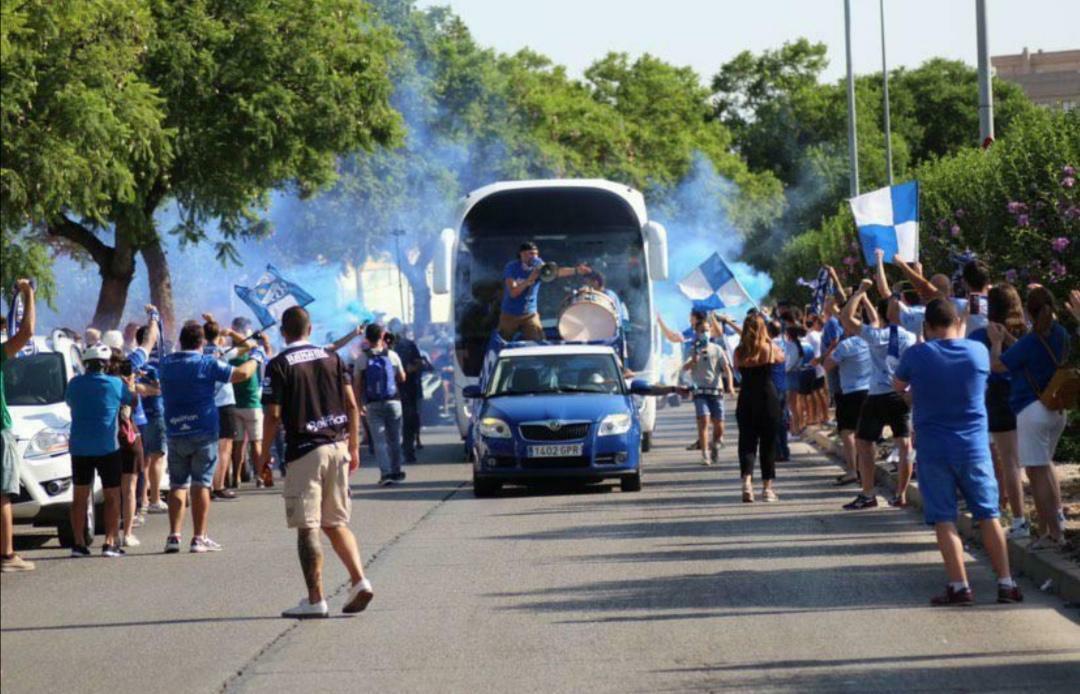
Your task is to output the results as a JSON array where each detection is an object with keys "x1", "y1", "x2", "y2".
[{"x1": 453, "y1": 188, "x2": 652, "y2": 376}]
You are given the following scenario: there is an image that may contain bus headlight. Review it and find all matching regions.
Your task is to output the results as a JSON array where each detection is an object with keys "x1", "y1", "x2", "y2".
[
  {"x1": 478, "y1": 417, "x2": 512, "y2": 439},
  {"x1": 25, "y1": 427, "x2": 70, "y2": 459},
  {"x1": 598, "y1": 413, "x2": 632, "y2": 437}
]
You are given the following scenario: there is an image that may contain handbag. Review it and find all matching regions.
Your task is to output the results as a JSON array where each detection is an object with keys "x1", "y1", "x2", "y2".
[{"x1": 1024, "y1": 332, "x2": 1079, "y2": 412}]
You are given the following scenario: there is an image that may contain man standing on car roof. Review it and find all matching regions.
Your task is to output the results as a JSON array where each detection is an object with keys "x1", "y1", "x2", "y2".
[
  {"x1": 1, "y1": 280, "x2": 35, "y2": 572},
  {"x1": 498, "y1": 241, "x2": 590, "y2": 341}
]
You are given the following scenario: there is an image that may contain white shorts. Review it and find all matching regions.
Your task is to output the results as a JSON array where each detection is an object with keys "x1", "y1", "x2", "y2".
[
  {"x1": 1017, "y1": 400, "x2": 1066, "y2": 467},
  {"x1": 232, "y1": 408, "x2": 264, "y2": 442}
]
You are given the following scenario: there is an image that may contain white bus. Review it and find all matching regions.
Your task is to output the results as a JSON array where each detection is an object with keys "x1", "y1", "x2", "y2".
[{"x1": 432, "y1": 179, "x2": 669, "y2": 451}]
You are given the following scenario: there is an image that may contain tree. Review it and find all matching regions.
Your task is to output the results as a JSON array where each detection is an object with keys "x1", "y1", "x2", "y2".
[
  {"x1": 1, "y1": 0, "x2": 168, "y2": 304},
  {"x1": 6, "y1": 0, "x2": 402, "y2": 332}
]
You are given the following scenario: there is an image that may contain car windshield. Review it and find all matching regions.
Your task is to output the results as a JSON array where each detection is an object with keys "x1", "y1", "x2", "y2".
[
  {"x1": 487, "y1": 353, "x2": 624, "y2": 397},
  {"x1": 3, "y1": 352, "x2": 66, "y2": 406}
]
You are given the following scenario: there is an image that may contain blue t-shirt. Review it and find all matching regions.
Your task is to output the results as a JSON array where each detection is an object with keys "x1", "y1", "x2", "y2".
[
  {"x1": 500, "y1": 257, "x2": 543, "y2": 316},
  {"x1": 65, "y1": 373, "x2": 132, "y2": 456},
  {"x1": 861, "y1": 324, "x2": 917, "y2": 395},
  {"x1": 967, "y1": 327, "x2": 1010, "y2": 386},
  {"x1": 1000, "y1": 323, "x2": 1069, "y2": 415},
  {"x1": 770, "y1": 338, "x2": 787, "y2": 394},
  {"x1": 128, "y1": 347, "x2": 163, "y2": 418},
  {"x1": 821, "y1": 317, "x2": 844, "y2": 352},
  {"x1": 831, "y1": 336, "x2": 872, "y2": 394},
  {"x1": 160, "y1": 351, "x2": 233, "y2": 439},
  {"x1": 895, "y1": 339, "x2": 990, "y2": 464},
  {"x1": 952, "y1": 296, "x2": 989, "y2": 336}
]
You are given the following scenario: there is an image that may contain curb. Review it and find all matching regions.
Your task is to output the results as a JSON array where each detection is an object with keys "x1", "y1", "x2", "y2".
[{"x1": 805, "y1": 426, "x2": 1080, "y2": 605}]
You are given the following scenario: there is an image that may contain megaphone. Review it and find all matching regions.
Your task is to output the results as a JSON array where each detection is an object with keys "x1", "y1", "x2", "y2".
[{"x1": 539, "y1": 261, "x2": 560, "y2": 283}]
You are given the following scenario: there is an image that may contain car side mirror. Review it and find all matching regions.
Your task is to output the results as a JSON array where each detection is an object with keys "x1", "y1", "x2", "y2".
[
  {"x1": 629, "y1": 379, "x2": 653, "y2": 395},
  {"x1": 462, "y1": 384, "x2": 484, "y2": 399}
]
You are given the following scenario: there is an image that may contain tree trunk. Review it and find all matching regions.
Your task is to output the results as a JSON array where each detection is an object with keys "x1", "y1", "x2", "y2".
[
  {"x1": 400, "y1": 239, "x2": 434, "y2": 328},
  {"x1": 141, "y1": 237, "x2": 176, "y2": 340},
  {"x1": 90, "y1": 230, "x2": 136, "y2": 330}
]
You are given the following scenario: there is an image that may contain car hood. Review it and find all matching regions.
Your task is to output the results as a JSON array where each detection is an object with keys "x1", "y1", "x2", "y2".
[
  {"x1": 484, "y1": 393, "x2": 630, "y2": 423},
  {"x1": 7, "y1": 404, "x2": 71, "y2": 441}
]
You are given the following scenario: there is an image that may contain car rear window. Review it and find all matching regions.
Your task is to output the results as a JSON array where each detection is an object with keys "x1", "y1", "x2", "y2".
[{"x1": 3, "y1": 353, "x2": 67, "y2": 406}]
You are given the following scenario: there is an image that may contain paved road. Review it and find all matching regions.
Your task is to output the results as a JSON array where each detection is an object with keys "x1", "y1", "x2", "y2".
[{"x1": 2, "y1": 405, "x2": 1079, "y2": 693}]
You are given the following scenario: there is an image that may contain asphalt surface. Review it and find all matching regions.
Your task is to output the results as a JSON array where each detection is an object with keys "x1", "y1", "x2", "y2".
[{"x1": 2, "y1": 403, "x2": 1079, "y2": 693}]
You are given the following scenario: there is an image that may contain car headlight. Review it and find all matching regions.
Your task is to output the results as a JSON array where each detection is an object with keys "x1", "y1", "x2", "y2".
[
  {"x1": 598, "y1": 413, "x2": 632, "y2": 437},
  {"x1": 25, "y1": 427, "x2": 70, "y2": 459},
  {"x1": 478, "y1": 417, "x2": 512, "y2": 439}
]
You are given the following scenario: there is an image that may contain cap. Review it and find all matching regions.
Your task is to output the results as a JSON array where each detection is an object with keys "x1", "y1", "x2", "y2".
[
  {"x1": 83, "y1": 343, "x2": 112, "y2": 362},
  {"x1": 102, "y1": 330, "x2": 124, "y2": 350}
]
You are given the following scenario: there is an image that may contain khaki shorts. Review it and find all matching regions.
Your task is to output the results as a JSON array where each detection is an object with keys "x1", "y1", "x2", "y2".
[
  {"x1": 283, "y1": 441, "x2": 352, "y2": 529},
  {"x1": 232, "y1": 407, "x2": 264, "y2": 442},
  {"x1": 498, "y1": 312, "x2": 544, "y2": 341}
]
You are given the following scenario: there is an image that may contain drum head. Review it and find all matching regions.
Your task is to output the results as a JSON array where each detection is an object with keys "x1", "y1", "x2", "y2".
[{"x1": 559, "y1": 301, "x2": 618, "y2": 341}]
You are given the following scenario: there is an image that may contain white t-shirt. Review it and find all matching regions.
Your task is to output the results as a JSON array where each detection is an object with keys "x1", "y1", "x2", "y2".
[
  {"x1": 353, "y1": 349, "x2": 405, "y2": 380},
  {"x1": 806, "y1": 330, "x2": 826, "y2": 377}
]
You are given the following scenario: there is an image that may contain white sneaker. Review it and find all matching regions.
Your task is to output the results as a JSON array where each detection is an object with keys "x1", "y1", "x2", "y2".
[
  {"x1": 146, "y1": 501, "x2": 168, "y2": 514},
  {"x1": 121, "y1": 533, "x2": 141, "y2": 548},
  {"x1": 343, "y1": 577, "x2": 374, "y2": 614},
  {"x1": 700, "y1": 451, "x2": 712, "y2": 466},
  {"x1": 190, "y1": 536, "x2": 223, "y2": 553},
  {"x1": 282, "y1": 598, "x2": 329, "y2": 619},
  {"x1": 1008, "y1": 519, "x2": 1031, "y2": 539}
]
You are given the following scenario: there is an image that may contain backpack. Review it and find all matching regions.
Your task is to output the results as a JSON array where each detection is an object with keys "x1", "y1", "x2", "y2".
[
  {"x1": 363, "y1": 349, "x2": 398, "y2": 402},
  {"x1": 1025, "y1": 332, "x2": 1079, "y2": 412}
]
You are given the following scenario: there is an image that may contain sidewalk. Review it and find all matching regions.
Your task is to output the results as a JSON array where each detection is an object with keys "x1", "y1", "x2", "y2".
[{"x1": 805, "y1": 425, "x2": 1080, "y2": 605}]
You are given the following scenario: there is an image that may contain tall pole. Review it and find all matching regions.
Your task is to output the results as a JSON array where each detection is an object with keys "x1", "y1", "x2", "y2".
[
  {"x1": 976, "y1": 0, "x2": 995, "y2": 145},
  {"x1": 844, "y1": 0, "x2": 860, "y2": 196},
  {"x1": 392, "y1": 229, "x2": 406, "y2": 322},
  {"x1": 879, "y1": 0, "x2": 894, "y2": 185}
]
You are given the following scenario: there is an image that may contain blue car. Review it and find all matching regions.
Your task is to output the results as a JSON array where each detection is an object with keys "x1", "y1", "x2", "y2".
[{"x1": 464, "y1": 345, "x2": 651, "y2": 497}]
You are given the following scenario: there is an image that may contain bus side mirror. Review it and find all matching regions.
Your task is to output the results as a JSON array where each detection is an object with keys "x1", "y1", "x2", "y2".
[
  {"x1": 433, "y1": 227, "x2": 455, "y2": 295},
  {"x1": 462, "y1": 384, "x2": 484, "y2": 399},
  {"x1": 643, "y1": 221, "x2": 668, "y2": 281}
]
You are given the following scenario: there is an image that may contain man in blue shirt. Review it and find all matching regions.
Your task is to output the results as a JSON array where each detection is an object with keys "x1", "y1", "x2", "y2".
[
  {"x1": 159, "y1": 321, "x2": 258, "y2": 554},
  {"x1": 894, "y1": 299, "x2": 1021, "y2": 606},
  {"x1": 840, "y1": 278, "x2": 917, "y2": 510},
  {"x1": 66, "y1": 343, "x2": 134, "y2": 558},
  {"x1": 130, "y1": 314, "x2": 168, "y2": 513},
  {"x1": 823, "y1": 322, "x2": 871, "y2": 486},
  {"x1": 498, "y1": 241, "x2": 589, "y2": 341}
]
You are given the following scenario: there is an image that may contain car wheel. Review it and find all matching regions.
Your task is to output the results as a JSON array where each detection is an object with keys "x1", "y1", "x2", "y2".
[
  {"x1": 473, "y1": 475, "x2": 501, "y2": 498},
  {"x1": 620, "y1": 471, "x2": 642, "y2": 493},
  {"x1": 641, "y1": 432, "x2": 652, "y2": 453}
]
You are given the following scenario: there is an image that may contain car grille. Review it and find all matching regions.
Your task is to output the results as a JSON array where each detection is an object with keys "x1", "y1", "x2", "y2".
[{"x1": 519, "y1": 423, "x2": 590, "y2": 441}]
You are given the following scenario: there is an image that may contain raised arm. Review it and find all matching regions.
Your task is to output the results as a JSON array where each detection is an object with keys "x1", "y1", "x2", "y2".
[
  {"x1": 892, "y1": 257, "x2": 939, "y2": 302},
  {"x1": 3, "y1": 279, "x2": 35, "y2": 357},
  {"x1": 556, "y1": 263, "x2": 591, "y2": 279},
  {"x1": 140, "y1": 304, "x2": 160, "y2": 352},
  {"x1": 824, "y1": 266, "x2": 848, "y2": 303},
  {"x1": 873, "y1": 249, "x2": 890, "y2": 300},
  {"x1": 657, "y1": 315, "x2": 683, "y2": 344},
  {"x1": 841, "y1": 279, "x2": 873, "y2": 335},
  {"x1": 326, "y1": 325, "x2": 362, "y2": 353}
]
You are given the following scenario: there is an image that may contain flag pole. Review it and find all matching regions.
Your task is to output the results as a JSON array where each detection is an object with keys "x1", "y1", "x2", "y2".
[
  {"x1": 844, "y1": 0, "x2": 860, "y2": 197},
  {"x1": 725, "y1": 261, "x2": 761, "y2": 313},
  {"x1": 879, "y1": 0, "x2": 894, "y2": 186}
]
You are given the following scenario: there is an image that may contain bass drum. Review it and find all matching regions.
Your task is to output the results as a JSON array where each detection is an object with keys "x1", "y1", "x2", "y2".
[{"x1": 558, "y1": 289, "x2": 619, "y2": 342}]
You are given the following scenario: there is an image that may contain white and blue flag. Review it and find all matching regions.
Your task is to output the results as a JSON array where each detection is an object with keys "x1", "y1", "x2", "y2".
[
  {"x1": 234, "y1": 265, "x2": 315, "y2": 329},
  {"x1": 850, "y1": 181, "x2": 919, "y2": 265},
  {"x1": 677, "y1": 252, "x2": 751, "y2": 310}
]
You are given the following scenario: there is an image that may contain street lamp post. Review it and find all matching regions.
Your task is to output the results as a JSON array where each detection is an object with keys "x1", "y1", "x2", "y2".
[
  {"x1": 845, "y1": 0, "x2": 860, "y2": 197},
  {"x1": 879, "y1": 0, "x2": 894, "y2": 186},
  {"x1": 976, "y1": 0, "x2": 995, "y2": 145}
]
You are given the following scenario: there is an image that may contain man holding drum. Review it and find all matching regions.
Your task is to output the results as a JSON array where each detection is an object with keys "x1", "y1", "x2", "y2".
[{"x1": 499, "y1": 241, "x2": 589, "y2": 341}]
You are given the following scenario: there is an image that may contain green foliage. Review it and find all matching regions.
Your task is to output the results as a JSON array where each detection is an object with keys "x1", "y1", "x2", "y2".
[{"x1": 0, "y1": 228, "x2": 56, "y2": 305}]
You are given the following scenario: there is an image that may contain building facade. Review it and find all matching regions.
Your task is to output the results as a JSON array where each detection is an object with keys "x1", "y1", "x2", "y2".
[{"x1": 992, "y1": 48, "x2": 1080, "y2": 111}]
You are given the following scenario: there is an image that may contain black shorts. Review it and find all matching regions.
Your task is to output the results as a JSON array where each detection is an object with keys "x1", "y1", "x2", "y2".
[
  {"x1": 856, "y1": 392, "x2": 911, "y2": 442},
  {"x1": 813, "y1": 376, "x2": 826, "y2": 391},
  {"x1": 986, "y1": 380, "x2": 1016, "y2": 433},
  {"x1": 836, "y1": 389, "x2": 869, "y2": 431},
  {"x1": 72, "y1": 452, "x2": 122, "y2": 489},
  {"x1": 218, "y1": 405, "x2": 237, "y2": 440}
]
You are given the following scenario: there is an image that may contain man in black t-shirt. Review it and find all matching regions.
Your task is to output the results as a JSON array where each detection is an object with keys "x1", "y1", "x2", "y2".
[{"x1": 260, "y1": 307, "x2": 373, "y2": 619}]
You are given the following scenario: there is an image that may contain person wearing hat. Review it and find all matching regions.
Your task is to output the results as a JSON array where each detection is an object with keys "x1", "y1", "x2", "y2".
[
  {"x1": 498, "y1": 241, "x2": 589, "y2": 341},
  {"x1": 65, "y1": 342, "x2": 136, "y2": 557}
]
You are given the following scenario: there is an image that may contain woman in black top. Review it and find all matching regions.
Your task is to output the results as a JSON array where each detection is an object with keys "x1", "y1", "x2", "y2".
[{"x1": 734, "y1": 313, "x2": 786, "y2": 503}]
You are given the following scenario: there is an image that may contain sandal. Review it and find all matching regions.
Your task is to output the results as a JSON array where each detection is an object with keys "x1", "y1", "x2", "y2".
[
  {"x1": 742, "y1": 490, "x2": 755, "y2": 503},
  {"x1": 762, "y1": 489, "x2": 779, "y2": 503}
]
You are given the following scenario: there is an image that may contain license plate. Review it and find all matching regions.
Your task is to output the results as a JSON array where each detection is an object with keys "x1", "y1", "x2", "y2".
[{"x1": 527, "y1": 444, "x2": 583, "y2": 458}]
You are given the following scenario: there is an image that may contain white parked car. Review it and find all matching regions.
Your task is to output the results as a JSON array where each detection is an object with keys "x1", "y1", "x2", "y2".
[{"x1": 4, "y1": 331, "x2": 100, "y2": 547}]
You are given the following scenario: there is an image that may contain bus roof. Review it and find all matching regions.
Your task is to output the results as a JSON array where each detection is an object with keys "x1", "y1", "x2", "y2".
[{"x1": 456, "y1": 179, "x2": 647, "y2": 229}]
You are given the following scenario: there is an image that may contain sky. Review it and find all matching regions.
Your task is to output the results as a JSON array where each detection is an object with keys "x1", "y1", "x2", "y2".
[{"x1": 418, "y1": 0, "x2": 1079, "y2": 84}]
